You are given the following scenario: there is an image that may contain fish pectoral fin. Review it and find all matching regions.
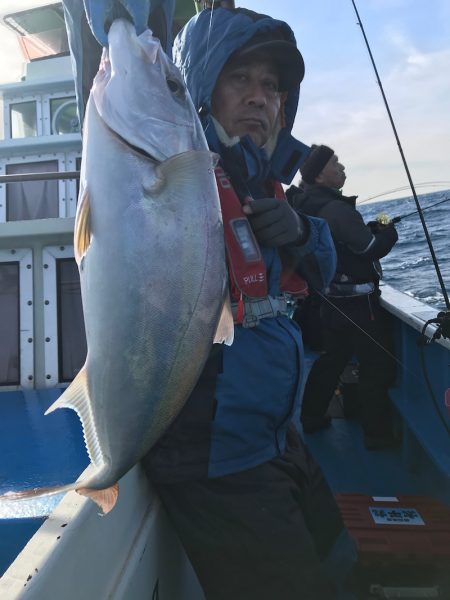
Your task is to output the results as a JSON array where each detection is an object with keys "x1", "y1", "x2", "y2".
[
  {"x1": 74, "y1": 188, "x2": 92, "y2": 264},
  {"x1": 149, "y1": 150, "x2": 217, "y2": 195},
  {"x1": 45, "y1": 367, "x2": 104, "y2": 468},
  {"x1": 77, "y1": 483, "x2": 119, "y2": 515},
  {"x1": 213, "y1": 292, "x2": 234, "y2": 346}
]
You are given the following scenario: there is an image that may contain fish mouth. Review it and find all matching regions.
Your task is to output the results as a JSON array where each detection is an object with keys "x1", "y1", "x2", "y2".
[
  {"x1": 104, "y1": 119, "x2": 158, "y2": 162},
  {"x1": 127, "y1": 139, "x2": 158, "y2": 162}
]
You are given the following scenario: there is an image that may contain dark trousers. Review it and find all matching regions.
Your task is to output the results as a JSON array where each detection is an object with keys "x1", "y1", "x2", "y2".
[
  {"x1": 301, "y1": 293, "x2": 396, "y2": 437},
  {"x1": 153, "y1": 429, "x2": 353, "y2": 600}
]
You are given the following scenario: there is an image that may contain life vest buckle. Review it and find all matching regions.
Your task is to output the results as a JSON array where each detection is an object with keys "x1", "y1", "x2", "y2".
[
  {"x1": 232, "y1": 294, "x2": 294, "y2": 327},
  {"x1": 242, "y1": 313, "x2": 260, "y2": 328}
]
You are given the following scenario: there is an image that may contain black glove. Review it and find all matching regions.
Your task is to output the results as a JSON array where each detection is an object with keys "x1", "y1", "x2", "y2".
[
  {"x1": 243, "y1": 198, "x2": 308, "y2": 248},
  {"x1": 367, "y1": 220, "x2": 398, "y2": 238},
  {"x1": 377, "y1": 221, "x2": 398, "y2": 244},
  {"x1": 367, "y1": 220, "x2": 382, "y2": 233}
]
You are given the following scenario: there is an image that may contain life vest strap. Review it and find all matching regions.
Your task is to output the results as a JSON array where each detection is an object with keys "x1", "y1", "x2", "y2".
[{"x1": 231, "y1": 294, "x2": 295, "y2": 328}]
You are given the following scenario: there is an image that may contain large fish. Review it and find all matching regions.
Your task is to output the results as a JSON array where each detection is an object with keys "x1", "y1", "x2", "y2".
[{"x1": 3, "y1": 19, "x2": 233, "y2": 513}]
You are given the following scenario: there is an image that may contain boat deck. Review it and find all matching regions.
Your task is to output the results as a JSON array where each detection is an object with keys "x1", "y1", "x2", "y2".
[
  {"x1": 300, "y1": 348, "x2": 450, "y2": 504},
  {"x1": 303, "y1": 416, "x2": 450, "y2": 503},
  {"x1": 1, "y1": 367, "x2": 449, "y2": 580}
]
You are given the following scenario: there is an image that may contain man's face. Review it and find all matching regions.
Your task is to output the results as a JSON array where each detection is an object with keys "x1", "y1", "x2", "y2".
[
  {"x1": 317, "y1": 154, "x2": 346, "y2": 189},
  {"x1": 211, "y1": 55, "x2": 281, "y2": 148}
]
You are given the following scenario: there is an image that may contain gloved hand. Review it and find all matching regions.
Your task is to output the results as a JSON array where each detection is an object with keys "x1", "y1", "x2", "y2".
[
  {"x1": 367, "y1": 220, "x2": 382, "y2": 233},
  {"x1": 368, "y1": 220, "x2": 398, "y2": 244},
  {"x1": 242, "y1": 198, "x2": 308, "y2": 248},
  {"x1": 378, "y1": 222, "x2": 398, "y2": 244}
]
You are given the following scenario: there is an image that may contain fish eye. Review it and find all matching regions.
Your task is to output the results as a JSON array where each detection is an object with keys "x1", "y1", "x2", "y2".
[{"x1": 166, "y1": 77, "x2": 185, "y2": 98}]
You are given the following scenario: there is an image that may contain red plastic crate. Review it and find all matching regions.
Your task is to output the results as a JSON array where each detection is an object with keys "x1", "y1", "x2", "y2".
[{"x1": 335, "y1": 493, "x2": 450, "y2": 567}]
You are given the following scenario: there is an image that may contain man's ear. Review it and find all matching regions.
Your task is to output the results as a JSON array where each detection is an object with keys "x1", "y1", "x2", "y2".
[{"x1": 315, "y1": 172, "x2": 324, "y2": 185}]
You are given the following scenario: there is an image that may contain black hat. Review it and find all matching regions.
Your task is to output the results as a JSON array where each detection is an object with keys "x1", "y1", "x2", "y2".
[
  {"x1": 231, "y1": 30, "x2": 305, "y2": 91},
  {"x1": 300, "y1": 145, "x2": 335, "y2": 184}
]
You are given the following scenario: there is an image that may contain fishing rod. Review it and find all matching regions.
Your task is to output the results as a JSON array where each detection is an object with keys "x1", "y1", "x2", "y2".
[
  {"x1": 384, "y1": 196, "x2": 450, "y2": 224},
  {"x1": 351, "y1": 1, "x2": 450, "y2": 438},
  {"x1": 351, "y1": 0, "x2": 450, "y2": 328}
]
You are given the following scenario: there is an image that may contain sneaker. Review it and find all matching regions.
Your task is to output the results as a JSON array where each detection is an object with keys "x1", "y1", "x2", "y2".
[{"x1": 301, "y1": 415, "x2": 332, "y2": 434}]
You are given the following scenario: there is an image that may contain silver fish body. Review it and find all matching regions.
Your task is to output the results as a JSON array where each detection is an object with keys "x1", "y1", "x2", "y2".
[{"x1": 39, "y1": 20, "x2": 233, "y2": 508}]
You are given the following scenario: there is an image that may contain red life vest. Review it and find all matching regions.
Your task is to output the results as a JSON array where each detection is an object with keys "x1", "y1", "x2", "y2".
[{"x1": 215, "y1": 167, "x2": 309, "y2": 302}]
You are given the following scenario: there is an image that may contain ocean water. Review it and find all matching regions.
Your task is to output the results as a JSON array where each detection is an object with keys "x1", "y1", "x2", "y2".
[{"x1": 357, "y1": 189, "x2": 450, "y2": 310}]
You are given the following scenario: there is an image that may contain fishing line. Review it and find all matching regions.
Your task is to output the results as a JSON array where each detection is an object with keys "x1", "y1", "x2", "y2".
[
  {"x1": 359, "y1": 181, "x2": 450, "y2": 205},
  {"x1": 316, "y1": 290, "x2": 417, "y2": 379},
  {"x1": 198, "y1": 1, "x2": 236, "y2": 74},
  {"x1": 315, "y1": 289, "x2": 450, "y2": 437},
  {"x1": 351, "y1": 0, "x2": 450, "y2": 311},
  {"x1": 197, "y1": 1, "x2": 236, "y2": 138},
  {"x1": 201, "y1": 1, "x2": 217, "y2": 82}
]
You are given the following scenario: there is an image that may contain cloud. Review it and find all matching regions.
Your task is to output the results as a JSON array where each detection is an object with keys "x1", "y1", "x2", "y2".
[{"x1": 293, "y1": 38, "x2": 450, "y2": 201}]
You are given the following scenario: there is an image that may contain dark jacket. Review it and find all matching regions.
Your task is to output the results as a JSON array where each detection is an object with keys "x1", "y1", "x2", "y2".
[
  {"x1": 144, "y1": 9, "x2": 336, "y2": 482},
  {"x1": 287, "y1": 183, "x2": 398, "y2": 293}
]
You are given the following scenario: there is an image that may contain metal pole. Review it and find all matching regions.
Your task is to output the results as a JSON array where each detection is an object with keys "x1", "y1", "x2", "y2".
[{"x1": 0, "y1": 171, "x2": 80, "y2": 184}]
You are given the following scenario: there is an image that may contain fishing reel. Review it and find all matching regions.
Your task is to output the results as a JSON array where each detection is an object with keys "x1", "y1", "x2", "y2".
[
  {"x1": 418, "y1": 311, "x2": 450, "y2": 345},
  {"x1": 375, "y1": 212, "x2": 403, "y2": 225},
  {"x1": 435, "y1": 311, "x2": 450, "y2": 340},
  {"x1": 376, "y1": 212, "x2": 392, "y2": 225}
]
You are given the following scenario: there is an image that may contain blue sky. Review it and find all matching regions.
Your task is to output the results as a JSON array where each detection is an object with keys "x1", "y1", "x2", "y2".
[
  {"x1": 243, "y1": 0, "x2": 450, "y2": 201},
  {"x1": 1, "y1": 1, "x2": 449, "y2": 201}
]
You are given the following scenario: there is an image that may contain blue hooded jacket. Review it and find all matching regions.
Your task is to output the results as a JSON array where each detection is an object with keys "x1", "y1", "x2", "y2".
[{"x1": 145, "y1": 8, "x2": 336, "y2": 482}]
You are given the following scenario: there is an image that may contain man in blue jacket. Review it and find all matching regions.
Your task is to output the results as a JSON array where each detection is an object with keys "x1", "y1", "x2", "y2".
[{"x1": 143, "y1": 8, "x2": 356, "y2": 600}]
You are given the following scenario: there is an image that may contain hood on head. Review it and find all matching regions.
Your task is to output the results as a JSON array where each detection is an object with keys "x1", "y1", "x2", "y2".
[
  {"x1": 173, "y1": 8, "x2": 310, "y2": 185},
  {"x1": 173, "y1": 7, "x2": 302, "y2": 135}
]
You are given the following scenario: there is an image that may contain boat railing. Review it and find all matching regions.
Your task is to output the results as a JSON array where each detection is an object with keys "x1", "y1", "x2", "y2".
[{"x1": 0, "y1": 171, "x2": 80, "y2": 183}]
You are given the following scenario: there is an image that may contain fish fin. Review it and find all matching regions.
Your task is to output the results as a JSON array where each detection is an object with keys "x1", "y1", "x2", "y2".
[
  {"x1": 149, "y1": 150, "x2": 217, "y2": 192},
  {"x1": 77, "y1": 483, "x2": 119, "y2": 515},
  {"x1": 74, "y1": 188, "x2": 91, "y2": 264},
  {"x1": 213, "y1": 292, "x2": 234, "y2": 346},
  {"x1": 45, "y1": 367, "x2": 89, "y2": 416},
  {"x1": 45, "y1": 367, "x2": 104, "y2": 468}
]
